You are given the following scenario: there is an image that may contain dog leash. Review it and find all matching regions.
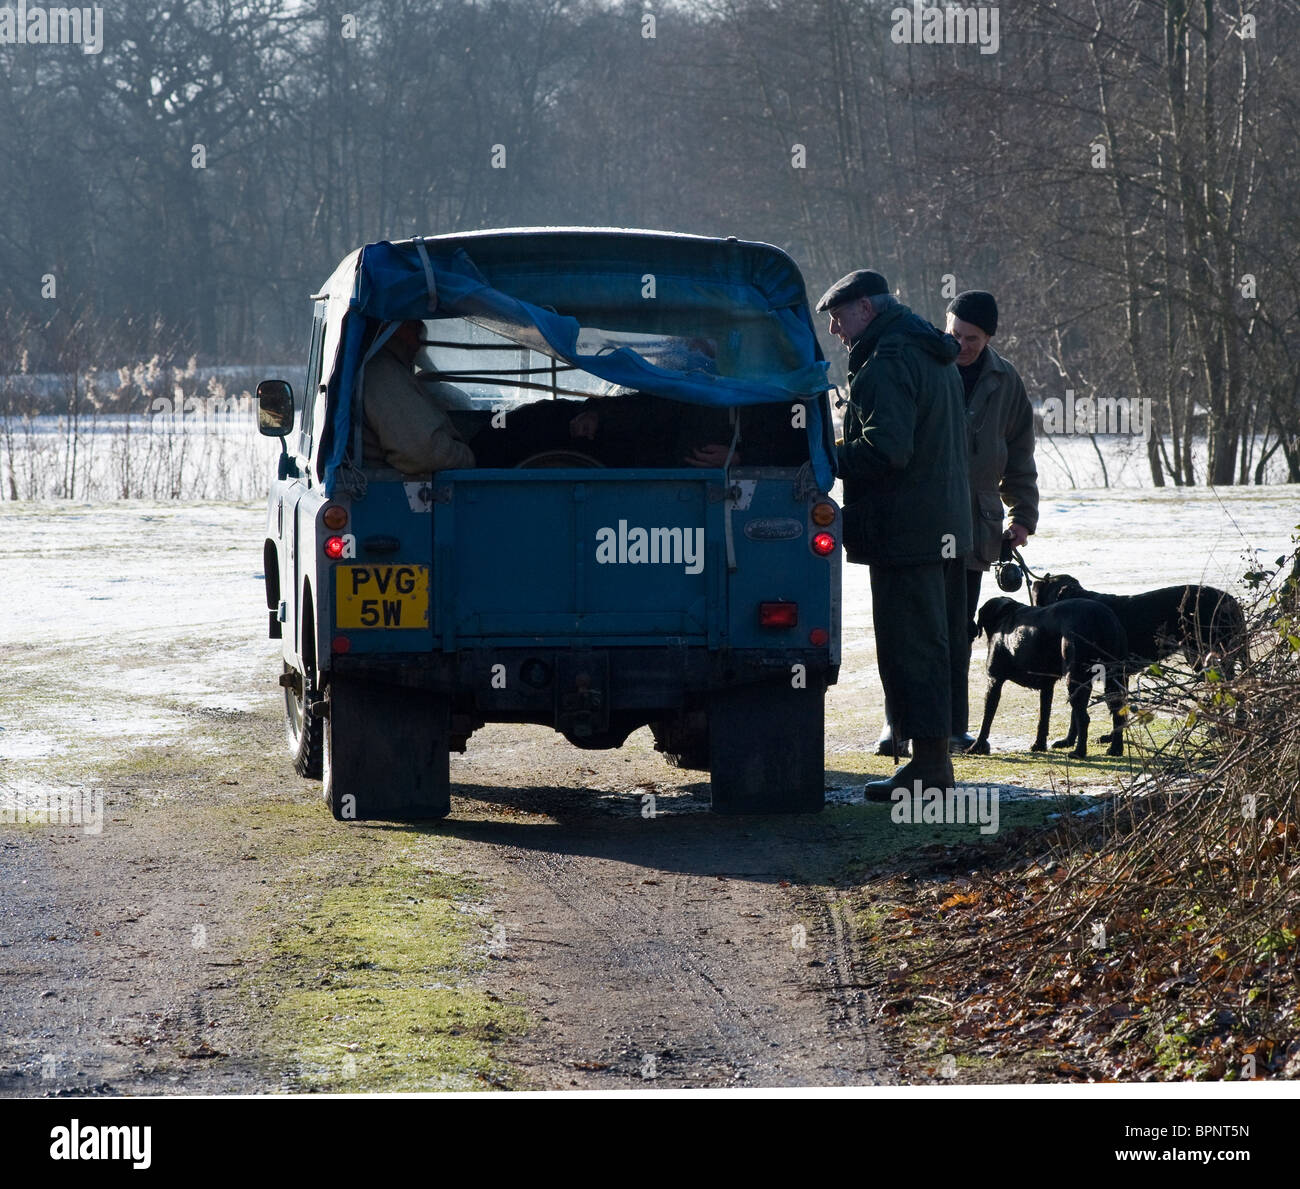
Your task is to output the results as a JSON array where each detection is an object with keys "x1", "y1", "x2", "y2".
[{"x1": 1012, "y1": 547, "x2": 1047, "y2": 581}]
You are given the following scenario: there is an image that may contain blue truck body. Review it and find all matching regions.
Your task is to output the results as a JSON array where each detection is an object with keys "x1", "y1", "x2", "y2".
[{"x1": 260, "y1": 229, "x2": 841, "y2": 819}]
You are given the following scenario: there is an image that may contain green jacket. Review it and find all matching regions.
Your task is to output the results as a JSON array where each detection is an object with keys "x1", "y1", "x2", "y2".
[
  {"x1": 835, "y1": 298, "x2": 972, "y2": 566},
  {"x1": 962, "y1": 344, "x2": 1039, "y2": 570}
]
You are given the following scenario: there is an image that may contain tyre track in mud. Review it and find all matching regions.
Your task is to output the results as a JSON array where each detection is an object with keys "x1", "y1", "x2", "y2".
[
  {"x1": 443, "y1": 774, "x2": 894, "y2": 1089},
  {"x1": 0, "y1": 793, "x2": 271, "y2": 1096},
  {"x1": 2, "y1": 703, "x2": 896, "y2": 1095},
  {"x1": 795, "y1": 884, "x2": 883, "y2": 1055}
]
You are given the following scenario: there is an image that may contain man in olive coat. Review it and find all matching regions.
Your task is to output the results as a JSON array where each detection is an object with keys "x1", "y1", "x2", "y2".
[
  {"x1": 818, "y1": 270, "x2": 972, "y2": 799},
  {"x1": 945, "y1": 291, "x2": 1039, "y2": 749}
]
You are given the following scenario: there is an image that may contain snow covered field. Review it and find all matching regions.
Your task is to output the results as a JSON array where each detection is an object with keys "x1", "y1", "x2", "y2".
[
  {"x1": 2, "y1": 400, "x2": 1291, "y2": 503},
  {"x1": 0, "y1": 503, "x2": 278, "y2": 814},
  {"x1": 0, "y1": 414, "x2": 279, "y2": 502}
]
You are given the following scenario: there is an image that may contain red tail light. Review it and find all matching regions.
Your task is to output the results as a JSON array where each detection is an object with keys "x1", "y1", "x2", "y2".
[
  {"x1": 809, "y1": 628, "x2": 829, "y2": 647},
  {"x1": 324, "y1": 535, "x2": 346, "y2": 559},
  {"x1": 759, "y1": 601, "x2": 798, "y2": 628},
  {"x1": 812, "y1": 532, "x2": 836, "y2": 556}
]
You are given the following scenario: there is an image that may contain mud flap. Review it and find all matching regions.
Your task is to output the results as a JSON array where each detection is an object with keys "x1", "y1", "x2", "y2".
[
  {"x1": 324, "y1": 678, "x2": 451, "y2": 821},
  {"x1": 708, "y1": 681, "x2": 825, "y2": 814}
]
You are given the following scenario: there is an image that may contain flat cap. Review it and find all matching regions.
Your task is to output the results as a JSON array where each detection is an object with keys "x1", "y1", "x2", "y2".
[{"x1": 816, "y1": 269, "x2": 890, "y2": 312}]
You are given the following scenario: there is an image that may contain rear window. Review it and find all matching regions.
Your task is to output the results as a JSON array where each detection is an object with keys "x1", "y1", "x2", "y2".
[
  {"x1": 406, "y1": 318, "x2": 808, "y2": 469},
  {"x1": 415, "y1": 318, "x2": 622, "y2": 410}
]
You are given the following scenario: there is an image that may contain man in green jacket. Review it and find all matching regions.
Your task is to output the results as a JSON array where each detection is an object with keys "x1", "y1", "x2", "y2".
[
  {"x1": 818, "y1": 270, "x2": 972, "y2": 799},
  {"x1": 875, "y1": 290, "x2": 1040, "y2": 755}
]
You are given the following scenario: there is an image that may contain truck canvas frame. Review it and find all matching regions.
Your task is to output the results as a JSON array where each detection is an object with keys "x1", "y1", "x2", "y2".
[{"x1": 259, "y1": 227, "x2": 841, "y2": 820}]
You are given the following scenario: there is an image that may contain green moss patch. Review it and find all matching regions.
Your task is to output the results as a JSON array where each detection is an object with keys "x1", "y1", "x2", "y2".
[
  {"x1": 254, "y1": 846, "x2": 526, "y2": 1092},
  {"x1": 38, "y1": 716, "x2": 527, "y2": 1094}
]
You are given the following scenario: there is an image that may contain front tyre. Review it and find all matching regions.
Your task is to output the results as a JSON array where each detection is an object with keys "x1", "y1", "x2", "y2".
[{"x1": 284, "y1": 661, "x2": 322, "y2": 779}]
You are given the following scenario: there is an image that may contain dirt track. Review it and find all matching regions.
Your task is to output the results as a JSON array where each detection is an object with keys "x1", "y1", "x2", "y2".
[
  {"x1": 0, "y1": 712, "x2": 891, "y2": 1093},
  {"x1": 441, "y1": 736, "x2": 890, "y2": 1088}
]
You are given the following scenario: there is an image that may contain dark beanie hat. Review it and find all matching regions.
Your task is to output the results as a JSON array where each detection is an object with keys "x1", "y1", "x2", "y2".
[
  {"x1": 947, "y1": 290, "x2": 998, "y2": 336},
  {"x1": 816, "y1": 269, "x2": 890, "y2": 312}
]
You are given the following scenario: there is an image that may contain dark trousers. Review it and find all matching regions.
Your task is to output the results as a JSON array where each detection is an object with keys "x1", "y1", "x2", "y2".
[{"x1": 871, "y1": 557, "x2": 969, "y2": 742}]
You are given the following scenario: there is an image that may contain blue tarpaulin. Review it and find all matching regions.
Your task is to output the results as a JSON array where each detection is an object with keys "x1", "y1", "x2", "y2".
[{"x1": 320, "y1": 230, "x2": 834, "y2": 493}]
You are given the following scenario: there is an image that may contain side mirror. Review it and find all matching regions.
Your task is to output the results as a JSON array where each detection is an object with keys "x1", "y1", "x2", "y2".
[{"x1": 257, "y1": 380, "x2": 294, "y2": 437}]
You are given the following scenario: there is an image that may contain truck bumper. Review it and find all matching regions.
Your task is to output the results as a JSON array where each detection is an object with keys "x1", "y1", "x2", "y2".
[{"x1": 330, "y1": 646, "x2": 838, "y2": 745}]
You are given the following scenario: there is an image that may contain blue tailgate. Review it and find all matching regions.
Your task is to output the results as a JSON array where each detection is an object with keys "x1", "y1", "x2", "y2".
[{"x1": 431, "y1": 469, "x2": 726, "y2": 649}]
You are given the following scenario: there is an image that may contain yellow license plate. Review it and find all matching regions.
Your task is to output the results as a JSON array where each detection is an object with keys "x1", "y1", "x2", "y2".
[{"x1": 335, "y1": 565, "x2": 429, "y2": 629}]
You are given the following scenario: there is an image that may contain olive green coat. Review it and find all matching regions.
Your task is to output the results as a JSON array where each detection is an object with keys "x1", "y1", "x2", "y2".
[{"x1": 962, "y1": 345, "x2": 1039, "y2": 570}]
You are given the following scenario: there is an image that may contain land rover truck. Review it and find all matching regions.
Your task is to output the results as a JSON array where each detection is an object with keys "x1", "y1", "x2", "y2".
[{"x1": 259, "y1": 228, "x2": 841, "y2": 820}]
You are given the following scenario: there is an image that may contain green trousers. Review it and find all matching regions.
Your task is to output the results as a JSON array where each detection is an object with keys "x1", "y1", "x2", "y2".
[{"x1": 869, "y1": 557, "x2": 969, "y2": 740}]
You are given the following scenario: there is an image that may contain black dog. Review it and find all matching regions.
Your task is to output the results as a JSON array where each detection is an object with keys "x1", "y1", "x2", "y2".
[
  {"x1": 1032, "y1": 573, "x2": 1248, "y2": 739},
  {"x1": 969, "y1": 596, "x2": 1129, "y2": 759},
  {"x1": 1031, "y1": 573, "x2": 1247, "y2": 674}
]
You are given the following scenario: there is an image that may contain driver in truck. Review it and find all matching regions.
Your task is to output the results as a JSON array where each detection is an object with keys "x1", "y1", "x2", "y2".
[{"x1": 362, "y1": 318, "x2": 476, "y2": 474}]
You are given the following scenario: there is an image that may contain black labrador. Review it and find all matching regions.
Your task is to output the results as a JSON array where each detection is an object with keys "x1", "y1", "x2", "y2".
[
  {"x1": 1031, "y1": 573, "x2": 1247, "y2": 675},
  {"x1": 1032, "y1": 573, "x2": 1248, "y2": 739},
  {"x1": 969, "y1": 596, "x2": 1129, "y2": 759}
]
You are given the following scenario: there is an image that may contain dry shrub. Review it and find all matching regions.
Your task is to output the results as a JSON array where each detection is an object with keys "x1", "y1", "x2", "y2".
[{"x1": 894, "y1": 537, "x2": 1300, "y2": 1080}]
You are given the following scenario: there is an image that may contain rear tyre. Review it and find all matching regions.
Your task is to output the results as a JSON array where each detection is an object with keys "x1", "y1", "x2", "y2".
[
  {"x1": 708, "y1": 681, "x2": 825, "y2": 814},
  {"x1": 322, "y1": 676, "x2": 452, "y2": 822},
  {"x1": 284, "y1": 661, "x2": 322, "y2": 779},
  {"x1": 649, "y1": 713, "x2": 709, "y2": 772}
]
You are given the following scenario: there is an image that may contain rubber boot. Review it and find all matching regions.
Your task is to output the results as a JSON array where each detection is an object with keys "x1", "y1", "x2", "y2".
[
  {"x1": 864, "y1": 736, "x2": 955, "y2": 803},
  {"x1": 875, "y1": 720, "x2": 911, "y2": 758}
]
